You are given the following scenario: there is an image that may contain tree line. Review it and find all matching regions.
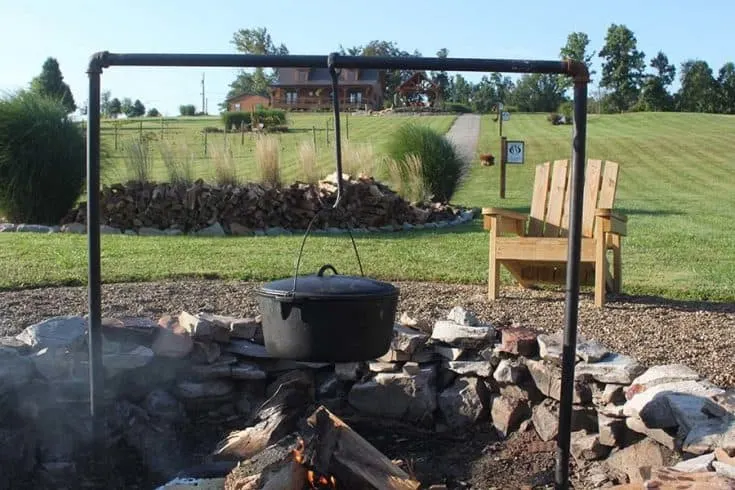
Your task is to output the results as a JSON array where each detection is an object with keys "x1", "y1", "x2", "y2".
[{"x1": 225, "y1": 25, "x2": 735, "y2": 115}]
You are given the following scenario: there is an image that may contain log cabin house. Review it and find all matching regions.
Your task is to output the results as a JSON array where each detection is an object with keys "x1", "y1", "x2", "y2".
[
  {"x1": 226, "y1": 94, "x2": 270, "y2": 112},
  {"x1": 269, "y1": 68, "x2": 386, "y2": 111}
]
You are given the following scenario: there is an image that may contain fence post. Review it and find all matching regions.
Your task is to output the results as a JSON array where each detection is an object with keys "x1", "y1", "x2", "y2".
[
  {"x1": 326, "y1": 119, "x2": 330, "y2": 145},
  {"x1": 241, "y1": 124, "x2": 245, "y2": 145},
  {"x1": 312, "y1": 126, "x2": 317, "y2": 149},
  {"x1": 204, "y1": 130, "x2": 208, "y2": 156},
  {"x1": 160, "y1": 117, "x2": 164, "y2": 140},
  {"x1": 139, "y1": 120, "x2": 143, "y2": 142},
  {"x1": 114, "y1": 124, "x2": 118, "y2": 150},
  {"x1": 500, "y1": 136, "x2": 507, "y2": 199},
  {"x1": 346, "y1": 111, "x2": 349, "y2": 140}
]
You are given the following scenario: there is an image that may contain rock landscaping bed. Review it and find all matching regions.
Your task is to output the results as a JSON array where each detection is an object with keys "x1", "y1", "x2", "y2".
[
  {"x1": 1, "y1": 285, "x2": 734, "y2": 489},
  {"x1": 26, "y1": 174, "x2": 473, "y2": 237}
]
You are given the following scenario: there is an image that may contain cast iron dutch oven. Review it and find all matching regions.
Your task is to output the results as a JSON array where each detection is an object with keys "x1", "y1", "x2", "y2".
[{"x1": 255, "y1": 263, "x2": 399, "y2": 362}]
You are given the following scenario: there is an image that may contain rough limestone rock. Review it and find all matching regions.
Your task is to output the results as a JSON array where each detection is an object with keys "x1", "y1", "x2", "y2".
[
  {"x1": 683, "y1": 417, "x2": 735, "y2": 455},
  {"x1": 604, "y1": 438, "x2": 673, "y2": 483},
  {"x1": 713, "y1": 460, "x2": 735, "y2": 479},
  {"x1": 16, "y1": 316, "x2": 87, "y2": 350},
  {"x1": 526, "y1": 359, "x2": 592, "y2": 404},
  {"x1": 626, "y1": 416, "x2": 677, "y2": 450},
  {"x1": 672, "y1": 452, "x2": 716, "y2": 473},
  {"x1": 531, "y1": 399, "x2": 598, "y2": 442},
  {"x1": 335, "y1": 362, "x2": 363, "y2": 381},
  {"x1": 446, "y1": 306, "x2": 479, "y2": 326},
  {"x1": 623, "y1": 380, "x2": 725, "y2": 429},
  {"x1": 598, "y1": 413, "x2": 628, "y2": 447},
  {"x1": 571, "y1": 430, "x2": 610, "y2": 461},
  {"x1": 438, "y1": 377, "x2": 488, "y2": 429},
  {"x1": 176, "y1": 379, "x2": 234, "y2": 399},
  {"x1": 490, "y1": 394, "x2": 529, "y2": 436},
  {"x1": 104, "y1": 345, "x2": 155, "y2": 376},
  {"x1": 391, "y1": 325, "x2": 429, "y2": 355},
  {"x1": 443, "y1": 361, "x2": 494, "y2": 378},
  {"x1": 498, "y1": 327, "x2": 538, "y2": 357},
  {"x1": 627, "y1": 364, "x2": 700, "y2": 396},
  {"x1": 195, "y1": 222, "x2": 225, "y2": 236},
  {"x1": 229, "y1": 317, "x2": 261, "y2": 340},
  {"x1": 368, "y1": 361, "x2": 399, "y2": 373},
  {"x1": 152, "y1": 316, "x2": 194, "y2": 359},
  {"x1": 434, "y1": 345, "x2": 465, "y2": 360},
  {"x1": 0, "y1": 346, "x2": 34, "y2": 394},
  {"x1": 493, "y1": 359, "x2": 527, "y2": 384},
  {"x1": 178, "y1": 312, "x2": 229, "y2": 342},
  {"x1": 537, "y1": 331, "x2": 609, "y2": 364},
  {"x1": 348, "y1": 367, "x2": 437, "y2": 426},
  {"x1": 575, "y1": 353, "x2": 646, "y2": 384},
  {"x1": 431, "y1": 321, "x2": 494, "y2": 348}
]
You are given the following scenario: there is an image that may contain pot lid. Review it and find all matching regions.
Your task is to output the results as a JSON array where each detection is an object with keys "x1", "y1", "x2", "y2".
[{"x1": 257, "y1": 265, "x2": 397, "y2": 298}]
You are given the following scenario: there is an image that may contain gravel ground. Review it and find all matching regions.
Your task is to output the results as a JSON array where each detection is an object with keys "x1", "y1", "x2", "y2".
[{"x1": 1, "y1": 279, "x2": 734, "y2": 387}]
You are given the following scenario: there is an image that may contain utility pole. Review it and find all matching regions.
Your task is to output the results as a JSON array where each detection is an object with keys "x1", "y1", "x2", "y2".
[{"x1": 201, "y1": 73, "x2": 206, "y2": 115}]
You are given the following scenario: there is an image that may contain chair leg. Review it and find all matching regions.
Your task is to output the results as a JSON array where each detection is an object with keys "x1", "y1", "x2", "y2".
[
  {"x1": 595, "y1": 232, "x2": 607, "y2": 308},
  {"x1": 488, "y1": 218, "x2": 500, "y2": 300},
  {"x1": 612, "y1": 235, "x2": 622, "y2": 293}
]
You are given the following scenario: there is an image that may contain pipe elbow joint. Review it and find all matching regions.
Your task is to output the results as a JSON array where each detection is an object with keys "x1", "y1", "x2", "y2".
[
  {"x1": 566, "y1": 59, "x2": 590, "y2": 84},
  {"x1": 87, "y1": 51, "x2": 110, "y2": 74}
]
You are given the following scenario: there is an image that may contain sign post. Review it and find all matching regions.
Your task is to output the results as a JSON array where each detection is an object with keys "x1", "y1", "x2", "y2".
[
  {"x1": 500, "y1": 138, "x2": 525, "y2": 199},
  {"x1": 497, "y1": 102, "x2": 504, "y2": 137},
  {"x1": 500, "y1": 137, "x2": 507, "y2": 198}
]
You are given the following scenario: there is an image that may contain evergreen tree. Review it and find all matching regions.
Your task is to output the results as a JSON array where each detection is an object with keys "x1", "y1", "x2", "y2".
[{"x1": 30, "y1": 57, "x2": 76, "y2": 114}]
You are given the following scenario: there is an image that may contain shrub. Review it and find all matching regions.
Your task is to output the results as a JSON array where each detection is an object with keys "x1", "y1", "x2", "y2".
[
  {"x1": 146, "y1": 108, "x2": 161, "y2": 117},
  {"x1": 255, "y1": 135, "x2": 281, "y2": 187},
  {"x1": 211, "y1": 146, "x2": 238, "y2": 186},
  {"x1": 202, "y1": 126, "x2": 224, "y2": 133},
  {"x1": 298, "y1": 140, "x2": 319, "y2": 184},
  {"x1": 381, "y1": 154, "x2": 430, "y2": 204},
  {"x1": 382, "y1": 123, "x2": 468, "y2": 202},
  {"x1": 0, "y1": 91, "x2": 86, "y2": 224},
  {"x1": 222, "y1": 111, "x2": 251, "y2": 131},
  {"x1": 343, "y1": 140, "x2": 376, "y2": 177},
  {"x1": 122, "y1": 140, "x2": 153, "y2": 182},
  {"x1": 179, "y1": 104, "x2": 196, "y2": 116},
  {"x1": 443, "y1": 103, "x2": 473, "y2": 113},
  {"x1": 251, "y1": 108, "x2": 287, "y2": 130},
  {"x1": 558, "y1": 101, "x2": 573, "y2": 122},
  {"x1": 159, "y1": 140, "x2": 195, "y2": 185}
]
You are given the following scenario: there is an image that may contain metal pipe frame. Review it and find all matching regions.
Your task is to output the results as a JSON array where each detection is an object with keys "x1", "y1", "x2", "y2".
[{"x1": 86, "y1": 51, "x2": 588, "y2": 489}]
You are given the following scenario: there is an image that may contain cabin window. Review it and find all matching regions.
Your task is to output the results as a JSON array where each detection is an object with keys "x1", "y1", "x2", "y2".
[
  {"x1": 348, "y1": 91, "x2": 362, "y2": 103},
  {"x1": 234, "y1": 103, "x2": 241, "y2": 111},
  {"x1": 296, "y1": 70, "x2": 308, "y2": 82},
  {"x1": 285, "y1": 91, "x2": 298, "y2": 104}
]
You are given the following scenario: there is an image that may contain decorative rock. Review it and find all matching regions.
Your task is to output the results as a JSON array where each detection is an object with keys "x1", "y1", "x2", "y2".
[
  {"x1": 627, "y1": 364, "x2": 700, "y2": 399},
  {"x1": 571, "y1": 431, "x2": 610, "y2": 461},
  {"x1": 625, "y1": 416, "x2": 676, "y2": 450},
  {"x1": 402, "y1": 362, "x2": 421, "y2": 375},
  {"x1": 438, "y1": 377, "x2": 488, "y2": 429},
  {"x1": 531, "y1": 399, "x2": 597, "y2": 442},
  {"x1": 179, "y1": 312, "x2": 229, "y2": 342},
  {"x1": 229, "y1": 317, "x2": 261, "y2": 340},
  {"x1": 229, "y1": 223, "x2": 252, "y2": 236},
  {"x1": 104, "y1": 345, "x2": 155, "y2": 375},
  {"x1": 144, "y1": 390, "x2": 186, "y2": 423},
  {"x1": 348, "y1": 367, "x2": 437, "y2": 425},
  {"x1": 152, "y1": 316, "x2": 193, "y2": 359},
  {"x1": 391, "y1": 325, "x2": 429, "y2": 355},
  {"x1": 176, "y1": 379, "x2": 234, "y2": 399},
  {"x1": 398, "y1": 312, "x2": 430, "y2": 331},
  {"x1": 713, "y1": 460, "x2": 735, "y2": 479},
  {"x1": 32, "y1": 346, "x2": 74, "y2": 380},
  {"x1": 196, "y1": 222, "x2": 225, "y2": 236},
  {"x1": 376, "y1": 348, "x2": 410, "y2": 362},
  {"x1": 101, "y1": 316, "x2": 158, "y2": 344},
  {"x1": 433, "y1": 345, "x2": 466, "y2": 361},
  {"x1": 575, "y1": 353, "x2": 645, "y2": 384},
  {"x1": 623, "y1": 380, "x2": 725, "y2": 430},
  {"x1": 61, "y1": 223, "x2": 86, "y2": 233},
  {"x1": 598, "y1": 413, "x2": 628, "y2": 447},
  {"x1": 230, "y1": 363, "x2": 268, "y2": 380},
  {"x1": 0, "y1": 223, "x2": 16, "y2": 232},
  {"x1": 683, "y1": 417, "x2": 735, "y2": 455},
  {"x1": 604, "y1": 438, "x2": 673, "y2": 484},
  {"x1": 138, "y1": 227, "x2": 166, "y2": 236},
  {"x1": 164, "y1": 228, "x2": 183, "y2": 236},
  {"x1": 709, "y1": 389, "x2": 735, "y2": 418},
  {"x1": 490, "y1": 394, "x2": 529, "y2": 436},
  {"x1": 100, "y1": 225, "x2": 121, "y2": 234},
  {"x1": 444, "y1": 361, "x2": 494, "y2": 378},
  {"x1": 16, "y1": 316, "x2": 86, "y2": 350},
  {"x1": 368, "y1": 361, "x2": 399, "y2": 373},
  {"x1": 225, "y1": 339, "x2": 272, "y2": 359},
  {"x1": 335, "y1": 362, "x2": 363, "y2": 381},
  {"x1": 498, "y1": 327, "x2": 538, "y2": 357},
  {"x1": 410, "y1": 346, "x2": 437, "y2": 363},
  {"x1": 493, "y1": 359, "x2": 527, "y2": 384},
  {"x1": 446, "y1": 306, "x2": 479, "y2": 326},
  {"x1": 595, "y1": 384, "x2": 626, "y2": 406},
  {"x1": 431, "y1": 320, "x2": 494, "y2": 348},
  {"x1": 526, "y1": 359, "x2": 591, "y2": 403},
  {"x1": 0, "y1": 346, "x2": 35, "y2": 393},
  {"x1": 537, "y1": 331, "x2": 610, "y2": 363},
  {"x1": 16, "y1": 224, "x2": 52, "y2": 233},
  {"x1": 672, "y1": 452, "x2": 715, "y2": 473},
  {"x1": 191, "y1": 341, "x2": 221, "y2": 364}
]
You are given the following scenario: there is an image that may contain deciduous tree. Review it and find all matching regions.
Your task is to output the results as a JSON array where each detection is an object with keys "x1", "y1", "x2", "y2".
[
  {"x1": 638, "y1": 51, "x2": 676, "y2": 112},
  {"x1": 599, "y1": 24, "x2": 646, "y2": 112},
  {"x1": 677, "y1": 60, "x2": 718, "y2": 113},
  {"x1": 560, "y1": 32, "x2": 596, "y2": 87},
  {"x1": 717, "y1": 62, "x2": 735, "y2": 114},
  {"x1": 108, "y1": 98, "x2": 121, "y2": 118}
]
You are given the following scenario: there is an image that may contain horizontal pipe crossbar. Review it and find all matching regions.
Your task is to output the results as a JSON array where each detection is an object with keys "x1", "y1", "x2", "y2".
[{"x1": 90, "y1": 52, "x2": 578, "y2": 77}]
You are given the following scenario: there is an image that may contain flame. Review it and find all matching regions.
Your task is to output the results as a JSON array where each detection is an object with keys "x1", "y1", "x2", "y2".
[{"x1": 294, "y1": 438, "x2": 337, "y2": 489}]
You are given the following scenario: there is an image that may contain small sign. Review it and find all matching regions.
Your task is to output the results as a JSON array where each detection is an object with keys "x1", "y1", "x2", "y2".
[
  {"x1": 506, "y1": 140, "x2": 525, "y2": 164},
  {"x1": 497, "y1": 102, "x2": 504, "y2": 110},
  {"x1": 502, "y1": 111, "x2": 510, "y2": 122}
]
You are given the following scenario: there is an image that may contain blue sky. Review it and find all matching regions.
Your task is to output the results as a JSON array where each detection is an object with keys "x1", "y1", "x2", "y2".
[{"x1": 1, "y1": 0, "x2": 733, "y2": 116}]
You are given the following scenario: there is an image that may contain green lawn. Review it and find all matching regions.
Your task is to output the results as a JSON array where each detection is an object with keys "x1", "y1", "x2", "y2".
[
  {"x1": 1, "y1": 112, "x2": 734, "y2": 302},
  {"x1": 99, "y1": 113, "x2": 458, "y2": 184}
]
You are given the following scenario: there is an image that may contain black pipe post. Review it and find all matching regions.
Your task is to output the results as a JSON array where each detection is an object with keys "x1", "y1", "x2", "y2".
[
  {"x1": 86, "y1": 55, "x2": 105, "y2": 434},
  {"x1": 554, "y1": 73, "x2": 589, "y2": 489},
  {"x1": 328, "y1": 53, "x2": 344, "y2": 208}
]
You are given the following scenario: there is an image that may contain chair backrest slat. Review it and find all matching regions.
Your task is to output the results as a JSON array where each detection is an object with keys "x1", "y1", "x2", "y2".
[
  {"x1": 543, "y1": 160, "x2": 569, "y2": 237},
  {"x1": 528, "y1": 162, "x2": 551, "y2": 236},
  {"x1": 581, "y1": 159, "x2": 603, "y2": 237}
]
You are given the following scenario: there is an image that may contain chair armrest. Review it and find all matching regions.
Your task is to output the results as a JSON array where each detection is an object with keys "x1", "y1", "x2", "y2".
[
  {"x1": 482, "y1": 208, "x2": 528, "y2": 235},
  {"x1": 595, "y1": 208, "x2": 627, "y2": 236}
]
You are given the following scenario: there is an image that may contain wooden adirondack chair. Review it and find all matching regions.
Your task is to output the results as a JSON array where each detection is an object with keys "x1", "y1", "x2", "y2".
[{"x1": 482, "y1": 159, "x2": 627, "y2": 307}]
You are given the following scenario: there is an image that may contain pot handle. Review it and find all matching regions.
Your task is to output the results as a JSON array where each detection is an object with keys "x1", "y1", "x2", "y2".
[
  {"x1": 291, "y1": 208, "x2": 364, "y2": 295},
  {"x1": 317, "y1": 264, "x2": 338, "y2": 276}
]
